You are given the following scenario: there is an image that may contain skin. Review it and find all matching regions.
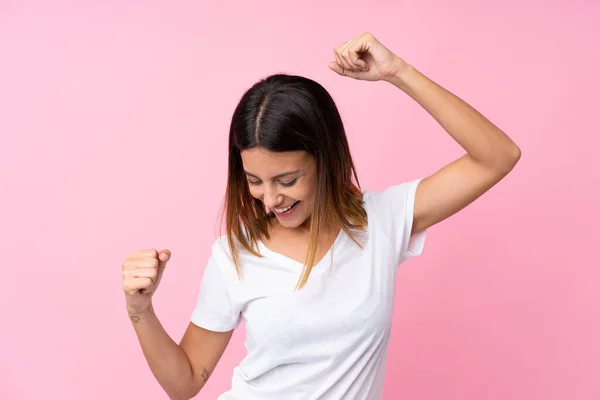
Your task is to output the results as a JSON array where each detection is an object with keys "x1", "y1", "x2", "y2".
[
  {"x1": 328, "y1": 32, "x2": 521, "y2": 235},
  {"x1": 241, "y1": 148, "x2": 318, "y2": 230},
  {"x1": 123, "y1": 32, "x2": 521, "y2": 399},
  {"x1": 240, "y1": 148, "x2": 339, "y2": 264}
]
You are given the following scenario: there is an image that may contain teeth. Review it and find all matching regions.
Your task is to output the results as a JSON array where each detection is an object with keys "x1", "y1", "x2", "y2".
[{"x1": 275, "y1": 202, "x2": 296, "y2": 213}]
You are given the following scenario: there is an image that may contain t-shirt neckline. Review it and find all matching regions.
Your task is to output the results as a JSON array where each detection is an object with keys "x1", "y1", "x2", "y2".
[{"x1": 258, "y1": 228, "x2": 347, "y2": 269}]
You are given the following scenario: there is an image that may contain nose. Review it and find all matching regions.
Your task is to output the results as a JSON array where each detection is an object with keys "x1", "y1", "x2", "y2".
[{"x1": 263, "y1": 185, "x2": 282, "y2": 209}]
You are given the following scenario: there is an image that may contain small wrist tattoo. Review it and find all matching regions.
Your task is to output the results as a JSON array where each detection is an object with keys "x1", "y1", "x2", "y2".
[
  {"x1": 130, "y1": 315, "x2": 140, "y2": 323},
  {"x1": 202, "y1": 367, "x2": 210, "y2": 381}
]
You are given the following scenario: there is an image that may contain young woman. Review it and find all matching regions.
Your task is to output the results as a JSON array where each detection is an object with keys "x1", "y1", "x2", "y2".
[{"x1": 121, "y1": 32, "x2": 520, "y2": 399}]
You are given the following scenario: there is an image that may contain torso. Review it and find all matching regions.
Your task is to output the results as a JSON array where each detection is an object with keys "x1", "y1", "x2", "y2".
[{"x1": 190, "y1": 180, "x2": 428, "y2": 399}]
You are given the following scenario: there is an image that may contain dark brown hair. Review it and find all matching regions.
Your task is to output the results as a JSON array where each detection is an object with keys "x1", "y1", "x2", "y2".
[{"x1": 223, "y1": 73, "x2": 367, "y2": 289}]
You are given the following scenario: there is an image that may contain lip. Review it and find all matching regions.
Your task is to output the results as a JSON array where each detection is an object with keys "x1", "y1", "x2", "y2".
[
  {"x1": 276, "y1": 202, "x2": 297, "y2": 210},
  {"x1": 273, "y1": 201, "x2": 300, "y2": 215}
]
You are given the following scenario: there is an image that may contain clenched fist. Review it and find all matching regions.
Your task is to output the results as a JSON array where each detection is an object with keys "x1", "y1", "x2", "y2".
[
  {"x1": 122, "y1": 248, "x2": 171, "y2": 315},
  {"x1": 328, "y1": 32, "x2": 407, "y2": 82}
]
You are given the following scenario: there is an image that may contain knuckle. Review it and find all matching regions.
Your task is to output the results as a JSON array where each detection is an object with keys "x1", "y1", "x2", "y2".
[
  {"x1": 126, "y1": 249, "x2": 142, "y2": 258},
  {"x1": 122, "y1": 261, "x2": 133, "y2": 271}
]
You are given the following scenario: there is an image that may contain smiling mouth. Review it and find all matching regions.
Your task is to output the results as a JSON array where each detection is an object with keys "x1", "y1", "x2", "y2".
[{"x1": 273, "y1": 201, "x2": 300, "y2": 214}]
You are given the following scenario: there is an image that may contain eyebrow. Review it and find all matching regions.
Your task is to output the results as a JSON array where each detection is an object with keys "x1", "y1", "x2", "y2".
[{"x1": 245, "y1": 170, "x2": 301, "y2": 180}]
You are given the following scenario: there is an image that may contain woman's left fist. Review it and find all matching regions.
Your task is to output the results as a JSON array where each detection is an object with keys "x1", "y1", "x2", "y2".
[{"x1": 329, "y1": 32, "x2": 407, "y2": 82}]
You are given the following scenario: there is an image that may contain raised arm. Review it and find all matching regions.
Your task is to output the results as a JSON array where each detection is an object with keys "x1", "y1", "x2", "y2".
[
  {"x1": 387, "y1": 64, "x2": 521, "y2": 234},
  {"x1": 329, "y1": 32, "x2": 521, "y2": 234}
]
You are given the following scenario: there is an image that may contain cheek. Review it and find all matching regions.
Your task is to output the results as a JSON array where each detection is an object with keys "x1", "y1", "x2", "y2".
[
  {"x1": 294, "y1": 183, "x2": 317, "y2": 202},
  {"x1": 248, "y1": 186, "x2": 262, "y2": 199}
]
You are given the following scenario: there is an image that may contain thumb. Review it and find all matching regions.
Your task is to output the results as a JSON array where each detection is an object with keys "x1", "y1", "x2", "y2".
[
  {"x1": 158, "y1": 249, "x2": 171, "y2": 271},
  {"x1": 328, "y1": 61, "x2": 362, "y2": 79}
]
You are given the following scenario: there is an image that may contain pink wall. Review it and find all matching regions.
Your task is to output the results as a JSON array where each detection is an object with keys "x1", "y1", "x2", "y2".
[{"x1": 1, "y1": 1, "x2": 599, "y2": 399}]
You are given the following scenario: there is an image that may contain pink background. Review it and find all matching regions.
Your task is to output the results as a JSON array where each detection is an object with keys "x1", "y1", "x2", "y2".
[{"x1": 1, "y1": 1, "x2": 599, "y2": 399}]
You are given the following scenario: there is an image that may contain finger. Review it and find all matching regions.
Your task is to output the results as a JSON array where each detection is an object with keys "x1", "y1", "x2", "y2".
[
  {"x1": 328, "y1": 61, "x2": 346, "y2": 76},
  {"x1": 340, "y1": 38, "x2": 365, "y2": 71},
  {"x1": 123, "y1": 267, "x2": 158, "y2": 282},
  {"x1": 348, "y1": 48, "x2": 368, "y2": 70},
  {"x1": 123, "y1": 277, "x2": 153, "y2": 295},
  {"x1": 333, "y1": 51, "x2": 348, "y2": 73},
  {"x1": 350, "y1": 36, "x2": 373, "y2": 70},
  {"x1": 341, "y1": 52, "x2": 357, "y2": 71},
  {"x1": 123, "y1": 267, "x2": 158, "y2": 280},
  {"x1": 340, "y1": 41, "x2": 360, "y2": 71},
  {"x1": 334, "y1": 43, "x2": 353, "y2": 71},
  {"x1": 122, "y1": 257, "x2": 159, "y2": 271},
  {"x1": 127, "y1": 248, "x2": 159, "y2": 260},
  {"x1": 335, "y1": 46, "x2": 353, "y2": 71},
  {"x1": 328, "y1": 61, "x2": 360, "y2": 79},
  {"x1": 158, "y1": 249, "x2": 171, "y2": 272}
]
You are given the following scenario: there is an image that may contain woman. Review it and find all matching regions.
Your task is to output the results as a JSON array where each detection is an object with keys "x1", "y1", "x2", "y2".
[{"x1": 122, "y1": 32, "x2": 520, "y2": 399}]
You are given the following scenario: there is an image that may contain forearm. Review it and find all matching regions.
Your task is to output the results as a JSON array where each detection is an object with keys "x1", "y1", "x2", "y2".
[
  {"x1": 129, "y1": 306, "x2": 196, "y2": 400},
  {"x1": 387, "y1": 63, "x2": 520, "y2": 171}
]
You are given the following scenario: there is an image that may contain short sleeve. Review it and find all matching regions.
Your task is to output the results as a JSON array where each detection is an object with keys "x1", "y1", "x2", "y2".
[
  {"x1": 365, "y1": 178, "x2": 427, "y2": 265},
  {"x1": 190, "y1": 242, "x2": 242, "y2": 332}
]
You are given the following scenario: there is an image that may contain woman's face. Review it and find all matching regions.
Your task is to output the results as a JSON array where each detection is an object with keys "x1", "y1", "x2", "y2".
[{"x1": 240, "y1": 148, "x2": 318, "y2": 229}]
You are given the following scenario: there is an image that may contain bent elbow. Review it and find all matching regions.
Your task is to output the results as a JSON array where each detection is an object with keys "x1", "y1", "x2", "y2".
[
  {"x1": 494, "y1": 144, "x2": 521, "y2": 176},
  {"x1": 168, "y1": 381, "x2": 205, "y2": 400}
]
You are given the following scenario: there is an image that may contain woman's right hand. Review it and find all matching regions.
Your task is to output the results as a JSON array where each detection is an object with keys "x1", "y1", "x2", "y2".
[{"x1": 122, "y1": 248, "x2": 171, "y2": 314}]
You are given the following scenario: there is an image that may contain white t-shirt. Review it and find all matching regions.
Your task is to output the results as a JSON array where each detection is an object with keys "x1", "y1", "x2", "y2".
[{"x1": 191, "y1": 179, "x2": 427, "y2": 399}]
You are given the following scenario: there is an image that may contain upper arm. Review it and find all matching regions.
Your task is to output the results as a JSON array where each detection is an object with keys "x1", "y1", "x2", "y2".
[
  {"x1": 180, "y1": 242, "x2": 242, "y2": 396},
  {"x1": 179, "y1": 322, "x2": 234, "y2": 396},
  {"x1": 412, "y1": 151, "x2": 520, "y2": 234}
]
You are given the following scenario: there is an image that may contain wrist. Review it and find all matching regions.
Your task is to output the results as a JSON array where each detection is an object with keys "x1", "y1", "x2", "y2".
[
  {"x1": 385, "y1": 60, "x2": 417, "y2": 89},
  {"x1": 127, "y1": 303, "x2": 155, "y2": 319}
]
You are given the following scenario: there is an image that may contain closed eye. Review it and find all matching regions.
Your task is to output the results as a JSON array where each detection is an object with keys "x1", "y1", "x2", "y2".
[
  {"x1": 280, "y1": 178, "x2": 298, "y2": 187},
  {"x1": 246, "y1": 177, "x2": 298, "y2": 187}
]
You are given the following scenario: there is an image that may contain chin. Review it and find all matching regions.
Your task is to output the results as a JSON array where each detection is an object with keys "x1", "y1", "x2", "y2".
[
  {"x1": 273, "y1": 213, "x2": 306, "y2": 228},
  {"x1": 277, "y1": 218, "x2": 303, "y2": 228}
]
